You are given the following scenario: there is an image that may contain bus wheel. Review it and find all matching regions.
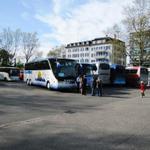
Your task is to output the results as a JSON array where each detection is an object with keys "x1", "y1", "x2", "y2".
[
  {"x1": 29, "y1": 79, "x2": 32, "y2": 85},
  {"x1": 26, "y1": 79, "x2": 30, "y2": 85},
  {"x1": 46, "y1": 82, "x2": 50, "y2": 89}
]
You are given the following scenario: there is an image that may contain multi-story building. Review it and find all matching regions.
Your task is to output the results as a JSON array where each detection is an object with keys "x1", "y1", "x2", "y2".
[{"x1": 64, "y1": 37, "x2": 126, "y2": 65}]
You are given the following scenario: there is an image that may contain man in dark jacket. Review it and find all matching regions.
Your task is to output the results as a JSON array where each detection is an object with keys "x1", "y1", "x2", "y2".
[
  {"x1": 91, "y1": 76, "x2": 97, "y2": 96},
  {"x1": 82, "y1": 75, "x2": 87, "y2": 95},
  {"x1": 96, "y1": 76, "x2": 103, "y2": 96}
]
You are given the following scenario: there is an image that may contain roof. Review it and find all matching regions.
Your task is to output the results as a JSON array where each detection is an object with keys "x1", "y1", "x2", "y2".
[
  {"x1": 26, "y1": 57, "x2": 77, "y2": 64},
  {"x1": 126, "y1": 66, "x2": 147, "y2": 69}
]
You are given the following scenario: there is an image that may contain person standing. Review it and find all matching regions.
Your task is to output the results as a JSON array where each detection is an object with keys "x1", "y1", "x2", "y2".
[
  {"x1": 96, "y1": 76, "x2": 103, "y2": 96},
  {"x1": 91, "y1": 76, "x2": 97, "y2": 96},
  {"x1": 79, "y1": 75, "x2": 83, "y2": 95},
  {"x1": 76, "y1": 76, "x2": 80, "y2": 93},
  {"x1": 82, "y1": 75, "x2": 87, "y2": 95},
  {"x1": 140, "y1": 81, "x2": 146, "y2": 98}
]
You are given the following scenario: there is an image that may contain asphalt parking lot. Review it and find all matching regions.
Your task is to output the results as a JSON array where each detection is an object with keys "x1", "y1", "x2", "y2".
[{"x1": 0, "y1": 81, "x2": 150, "y2": 150}]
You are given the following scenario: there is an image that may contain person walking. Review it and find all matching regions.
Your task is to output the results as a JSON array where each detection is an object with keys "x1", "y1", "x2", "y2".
[
  {"x1": 140, "y1": 81, "x2": 146, "y2": 98},
  {"x1": 96, "y1": 76, "x2": 103, "y2": 96},
  {"x1": 76, "y1": 76, "x2": 80, "y2": 93},
  {"x1": 79, "y1": 75, "x2": 87, "y2": 95},
  {"x1": 91, "y1": 76, "x2": 97, "y2": 96},
  {"x1": 79, "y1": 75, "x2": 83, "y2": 95},
  {"x1": 82, "y1": 75, "x2": 87, "y2": 95}
]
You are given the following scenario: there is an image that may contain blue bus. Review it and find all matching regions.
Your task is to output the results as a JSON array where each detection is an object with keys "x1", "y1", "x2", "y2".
[{"x1": 110, "y1": 64, "x2": 126, "y2": 85}]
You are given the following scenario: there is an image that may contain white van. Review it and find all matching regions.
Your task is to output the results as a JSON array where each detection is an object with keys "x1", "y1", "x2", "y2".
[{"x1": 0, "y1": 72, "x2": 11, "y2": 81}]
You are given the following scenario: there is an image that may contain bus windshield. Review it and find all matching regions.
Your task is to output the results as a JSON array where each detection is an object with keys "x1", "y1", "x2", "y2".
[
  {"x1": 0, "y1": 67, "x2": 20, "y2": 76},
  {"x1": 10, "y1": 69, "x2": 20, "y2": 76},
  {"x1": 82, "y1": 64, "x2": 97, "y2": 75},
  {"x1": 99, "y1": 63, "x2": 110, "y2": 70},
  {"x1": 75, "y1": 63, "x2": 97, "y2": 76},
  {"x1": 116, "y1": 66, "x2": 125, "y2": 74},
  {"x1": 49, "y1": 59, "x2": 77, "y2": 79}
]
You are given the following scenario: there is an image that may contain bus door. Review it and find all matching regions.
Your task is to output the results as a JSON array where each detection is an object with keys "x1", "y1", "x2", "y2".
[{"x1": 140, "y1": 68, "x2": 148, "y2": 85}]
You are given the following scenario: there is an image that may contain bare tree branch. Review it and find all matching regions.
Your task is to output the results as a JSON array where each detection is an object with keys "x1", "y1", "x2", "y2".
[
  {"x1": 22, "y1": 32, "x2": 39, "y2": 63},
  {"x1": 123, "y1": 0, "x2": 150, "y2": 66}
]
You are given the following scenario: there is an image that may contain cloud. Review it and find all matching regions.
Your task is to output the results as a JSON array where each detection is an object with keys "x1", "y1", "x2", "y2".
[
  {"x1": 21, "y1": 12, "x2": 30, "y2": 20},
  {"x1": 34, "y1": 0, "x2": 134, "y2": 56},
  {"x1": 20, "y1": 0, "x2": 31, "y2": 9}
]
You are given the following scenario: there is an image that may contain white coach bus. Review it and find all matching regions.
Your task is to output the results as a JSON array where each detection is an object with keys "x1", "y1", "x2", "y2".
[
  {"x1": 24, "y1": 58, "x2": 77, "y2": 90},
  {"x1": 0, "y1": 67, "x2": 20, "y2": 81},
  {"x1": 95, "y1": 62, "x2": 110, "y2": 84}
]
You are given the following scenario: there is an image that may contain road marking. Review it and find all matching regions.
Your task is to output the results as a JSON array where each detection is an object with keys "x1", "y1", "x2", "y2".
[{"x1": 0, "y1": 116, "x2": 50, "y2": 129}]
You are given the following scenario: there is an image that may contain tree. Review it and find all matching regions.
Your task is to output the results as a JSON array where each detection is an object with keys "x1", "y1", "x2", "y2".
[
  {"x1": 0, "y1": 28, "x2": 22, "y2": 64},
  {"x1": 0, "y1": 28, "x2": 13, "y2": 52},
  {"x1": 22, "y1": 32, "x2": 39, "y2": 63},
  {"x1": 0, "y1": 28, "x2": 40, "y2": 64},
  {"x1": 103, "y1": 25, "x2": 126, "y2": 65},
  {"x1": 16, "y1": 59, "x2": 24, "y2": 69},
  {"x1": 47, "y1": 46, "x2": 64, "y2": 58},
  {"x1": 0, "y1": 49, "x2": 12, "y2": 66},
  {"x1": 103, "y1": 24, "x2": 123, "y2": 39},
  {"x1": 47, "y1": 50, "x2": 58, "y2": 57},
  {"x1": 12, "y1": 29, "x2": 22, "y2": 59},
  {"x1": 123, "y1": 0, "x2": 150, "y2": 66}
]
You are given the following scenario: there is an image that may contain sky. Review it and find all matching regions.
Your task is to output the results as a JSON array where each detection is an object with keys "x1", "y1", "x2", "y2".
[{"x1": 0, "y1": 0, "x2": 134, "y2": 56}]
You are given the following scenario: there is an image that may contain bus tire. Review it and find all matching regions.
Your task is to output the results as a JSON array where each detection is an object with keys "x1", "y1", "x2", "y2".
[
  {"x1": 29, "y1": 79, "x2": 32, "y2": 85},
  {"x1": 26, "y1": 79, "x2": 30, "y2": 85},
  {"x1": 26, "y1": 79, "x2": 28, "y2": 85},
  {"x1": 46, "y1": 82, "x2": 50, "y2": 89}
]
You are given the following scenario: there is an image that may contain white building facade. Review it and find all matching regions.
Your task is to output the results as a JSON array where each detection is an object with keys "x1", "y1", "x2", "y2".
[{"x1": 65, "y1": 37, "x2": 126, "y2": 65}]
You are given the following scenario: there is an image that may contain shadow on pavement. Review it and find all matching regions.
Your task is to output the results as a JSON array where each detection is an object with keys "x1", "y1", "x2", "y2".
[{"x1": 0, "y1": 131, "x2": 150, "y2": 150}]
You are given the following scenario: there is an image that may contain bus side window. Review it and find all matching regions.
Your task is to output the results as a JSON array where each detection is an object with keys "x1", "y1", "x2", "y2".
[{"x1": 41, "y1": 61, "x2": 50, "y2": 70}]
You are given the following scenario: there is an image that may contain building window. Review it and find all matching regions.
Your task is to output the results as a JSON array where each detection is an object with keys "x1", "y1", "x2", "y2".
[
  {"x1": 85, "y1": 47, "x2": 89, "y2": 51},
  {"x1": 91, "y1": 60, "x2": 95, "y2": 62},
  {"x1": 96, "y1": 58, "x2": 109, "y2": 63},
  {"x1": 85, "y1": 53, "x2": 89, "y2": 57},
  {"x1": 80, "y1": 59, "x2": 84, "y2": 63},
  {"x1": 72, "y1": 54, "x2": 79, "y2": 58},
  {"x1": 80, "y1": 53, "x2": 84, "y2": 57},
  {"x1": 80, "y1": 48, "x2": 84, "y2": 51},
  {"x1": 85, "y1": 59, "x2": 89, "y2": 63},
  {"x1": 68, "y1": 55, "x2": 71, "y2": 58},
  {"x1": 106, "y1": 46, "x2": 110, "y2": 50}
]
